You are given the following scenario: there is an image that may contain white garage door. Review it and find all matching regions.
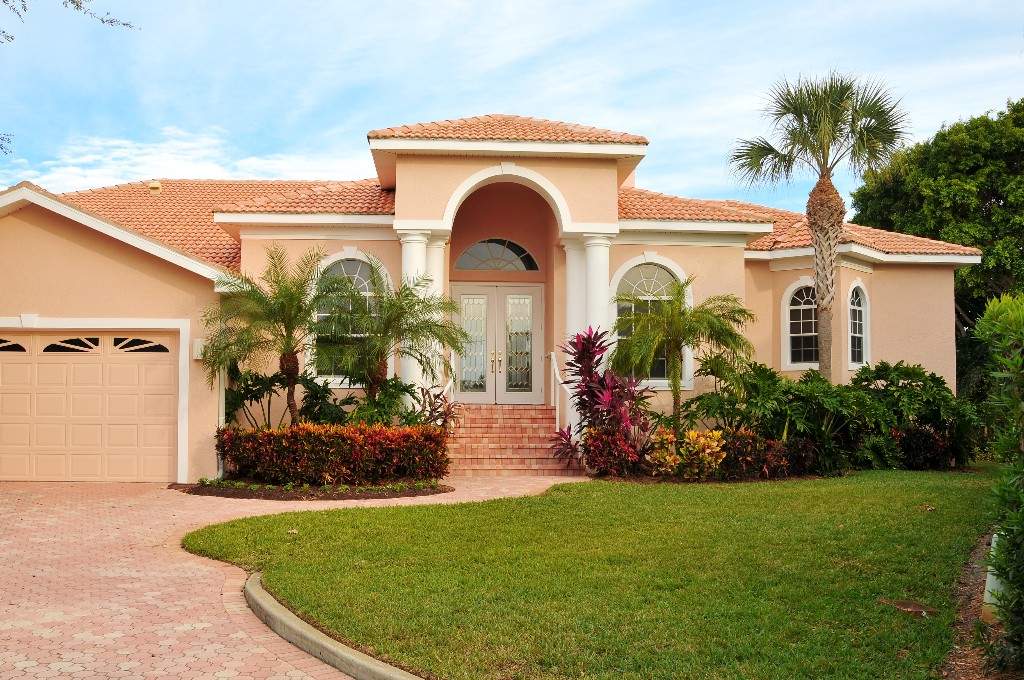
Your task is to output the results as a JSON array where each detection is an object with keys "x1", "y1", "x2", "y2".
[{"x1": 0, "y1": 333, "x2": 178, "y2": 482}]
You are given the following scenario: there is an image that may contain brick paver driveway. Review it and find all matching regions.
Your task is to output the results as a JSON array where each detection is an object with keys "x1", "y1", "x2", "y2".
[{"x1": 0, "y1": 477, "x2": 580, "y2": 679}]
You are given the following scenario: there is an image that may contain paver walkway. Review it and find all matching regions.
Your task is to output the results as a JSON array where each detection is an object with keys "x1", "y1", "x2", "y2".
[{"x1": 0, "y1": 476, "x2": 582, "y2": 679}]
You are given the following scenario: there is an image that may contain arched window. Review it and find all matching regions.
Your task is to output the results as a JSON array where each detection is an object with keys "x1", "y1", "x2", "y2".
[
  {"x1": 455, "y1": 239, "x2": 538, "y2": 271},
  {"x1": 788, "y1": 286, "x2": 818, "y2": 365},
  {"x1": 616, "y1": 263, "x2": 678, "y2": 379},
  {"x1": 316, "y1": 258, "x2": 377, "y2": 378},
  {"x1": 849, "y1": 286, "x2": 867, "y2": 366}
]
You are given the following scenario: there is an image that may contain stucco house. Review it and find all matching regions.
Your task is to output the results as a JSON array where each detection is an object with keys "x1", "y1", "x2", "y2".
[{"x1": 0, "y1": 114, "x2": 980, "y2": 483}]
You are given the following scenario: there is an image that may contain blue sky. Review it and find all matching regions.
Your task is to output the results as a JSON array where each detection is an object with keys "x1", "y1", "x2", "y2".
[{"x1": 0, "y1": 0, "x2": 1021, "y2": 213}]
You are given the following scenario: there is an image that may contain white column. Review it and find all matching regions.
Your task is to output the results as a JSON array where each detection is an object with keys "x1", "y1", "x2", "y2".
[
  {"x1": 425, "y1": 235, "x2": 448, "y2": 297},
  {"x1": 398, "y1": 231, "x2": 429, "y2": 388},
  {"x1": 562, "y1": 238, "x2": 586, "y2": 339},
  {"x1": 583, "y1": 234, "x2": 612, "y2": 333}
]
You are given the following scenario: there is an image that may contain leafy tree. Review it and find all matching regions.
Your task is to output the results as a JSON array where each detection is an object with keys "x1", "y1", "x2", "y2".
[
  {"x1": 852, "y1": 98, "x2": 1024, "y2": 393},
  {"x1": 200, "y1": 246, "x2": 351, "y2": 424},
  {"x1": 732, "y1": 73, "x2": 908, "y2": 380},
  {"x1": 316, "y1": 260, "x2": 468, "y2": 403},
  {"x1": 2, "y1": 0, "x2": 132, "y2": 43},
  {"x1": 611, "y1": 275, "x2": 754, "y2": 427}
]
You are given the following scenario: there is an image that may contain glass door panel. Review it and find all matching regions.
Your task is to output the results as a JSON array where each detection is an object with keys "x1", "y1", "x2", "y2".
[
  {"x1": 453, "y1": 284, "x2": 543, "y2": 405},
  {"x1": 503, "y1": 294, "x2": 533, "y2": 393},
  {"x1": 454, "y1": 288, "x2": 495, "y2": 403}
]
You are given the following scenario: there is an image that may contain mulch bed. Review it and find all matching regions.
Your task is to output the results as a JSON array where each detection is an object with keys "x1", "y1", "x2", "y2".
[
  {"x1": 169, "y1": 482, "x2": 454, "y2": 502},
  {"x1": 940, "y1": 531, "x2": 1022, "y2": 679}
]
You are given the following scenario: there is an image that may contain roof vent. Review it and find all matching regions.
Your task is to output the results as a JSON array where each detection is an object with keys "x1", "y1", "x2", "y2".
[{"x1": 148, "y1": 180, "x2": 162, "y2": 196}]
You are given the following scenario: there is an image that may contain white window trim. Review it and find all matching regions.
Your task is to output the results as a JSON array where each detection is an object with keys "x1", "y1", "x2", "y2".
[
  {"x1": 0, "y1": 315, "x2": 192, "y2": 484},
  {"x1": 781, "y1": 276, "x2": 819, "y2": 371},
  {"x1": 311, "y1": 247, "x2": 395, "y2": 388},
  {"x1": 608, "y1": 251, "x2": 693, "y2": 391},
  {"x1": 847, "y1": 279, "x2": 871, "y2": 371}
]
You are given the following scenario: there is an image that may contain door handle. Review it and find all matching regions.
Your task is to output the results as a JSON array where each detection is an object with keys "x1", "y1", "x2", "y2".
[
  {"x1": 490, "y1": 350, "x2": 495, "y2": 374},
  {"x1": 497, "y1": 351, "x2": 503, "y2": 372}
]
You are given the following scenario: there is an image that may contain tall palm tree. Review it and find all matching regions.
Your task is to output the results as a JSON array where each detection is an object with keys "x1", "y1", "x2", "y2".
[
  {"x1": 200, "y1": 245, "x2": 350, "y2": 424},
  {"x1": 316, "y1": 261, "x2": 468, "y2": 402},
  {"x1": 612, "y1": 276, "x2": 754, "y2": 426},
  {"x1": 731, "y1": 73, "x2": 907, "y2": 380}
]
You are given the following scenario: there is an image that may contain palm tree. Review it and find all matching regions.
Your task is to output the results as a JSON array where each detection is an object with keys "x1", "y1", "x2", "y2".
[
  {"x1": 612, "y1": 276, "x2": 754, "y2": 426},
  {"x1": 316, "y1": 260, "x2": 468, "y2": 402},
  {"x1": 200, "y1": 245, "x2": 350, "y2": 424},
  {"x1": 731, "y1": 73, "x2": 907, "y2": 380}
]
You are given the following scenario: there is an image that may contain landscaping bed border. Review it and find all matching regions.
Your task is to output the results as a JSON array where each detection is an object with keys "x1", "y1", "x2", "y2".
[
  {"x1": 170, "y1": 481, "x2": 453, "y2": 501},
  {"x1": 244, "y1": 572, "x2": 424, "y2": 680}
]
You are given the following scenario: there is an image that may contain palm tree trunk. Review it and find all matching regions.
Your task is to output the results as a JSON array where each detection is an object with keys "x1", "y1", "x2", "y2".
[
  {"x1": 806, "y1": 173, "x2": 845, "y2": 382},
  {"x1": 669, "y1": 350, "x2": 683, "y2": 436},
  {"x1": 279, "y1": 352, "x2": 300, "y2": 424}
]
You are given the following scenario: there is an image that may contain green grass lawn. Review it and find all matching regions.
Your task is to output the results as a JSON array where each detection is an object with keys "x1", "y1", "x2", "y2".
[{"x1": 184, "y1": 469, "x2": 998, "y2": 680}]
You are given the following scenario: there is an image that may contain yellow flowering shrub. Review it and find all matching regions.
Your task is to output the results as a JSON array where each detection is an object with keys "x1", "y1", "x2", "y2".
[{"x1": 645, "y1": 427, "x2": 679, "y2": 475}]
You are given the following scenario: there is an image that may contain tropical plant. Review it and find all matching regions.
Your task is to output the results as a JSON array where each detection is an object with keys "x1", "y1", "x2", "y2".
[
  {"x1": 732, "y1": 73, "x2": 908, "y2": 380},
  {"x1": 316, "y1": 260, "x2": 468, "y2": 402},
  {"x1": 201, "y1": 246, "x2": 353, "y2": 424},
  {"x1": 298, "y1": 374, "x2": 357, "y2": 425},
  {"x1": 224, "y1": 369, "x2": 286, "y2": 429},
  {"x1": 552, "y1": 327, "x2": 654, "y2": 475},
  {"x1": 976, "y1": 293, "x2": 1024, "y2": 462},
  {"x1": 611, "y1": 276, "x2": 754, "y2": 428}
]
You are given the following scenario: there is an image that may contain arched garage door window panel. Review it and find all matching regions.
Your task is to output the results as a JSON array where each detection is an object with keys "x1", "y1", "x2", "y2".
[
  {"x1": 616, "y1": 263, "x2": 678, "y2": 380},
  {"x1": 0, "y1": 338, "x2": 26, "y2": 352},
  {"x1": 43, "y1": 337, "x2": 100, "y2": 353},
  {"x1": 788, "y1": 286, "x2": 819, "y2": 364},
  {"x1": 114, "y1": 337, "x2": 170, "y2": 353},
  {"x1": 455, "y1": 239, "x2": 539, "y2": 271}
]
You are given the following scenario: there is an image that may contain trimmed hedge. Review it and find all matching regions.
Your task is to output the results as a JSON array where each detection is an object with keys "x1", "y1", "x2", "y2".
[{"x1": 216, "y1": 422, "x2": 449, "y2": 485}]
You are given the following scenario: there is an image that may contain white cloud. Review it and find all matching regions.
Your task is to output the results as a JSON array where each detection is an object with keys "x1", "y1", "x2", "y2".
[{"x1": 0, "y1": 127, "x2": 375, "y2": 192}]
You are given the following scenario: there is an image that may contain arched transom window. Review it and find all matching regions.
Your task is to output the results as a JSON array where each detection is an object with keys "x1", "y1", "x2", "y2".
[
  {"x1": 616, "y1": 263, "x2": 678, "y2": 379},
  {"x1": 849, "y1": 287, "x2": 866, "y2": 365},
  {"x1": 455, "y1": 239, "x2": 538, "y2": 271},
  {"x1": 788, "y1": 286, "x2": 818, "y2": 365}
]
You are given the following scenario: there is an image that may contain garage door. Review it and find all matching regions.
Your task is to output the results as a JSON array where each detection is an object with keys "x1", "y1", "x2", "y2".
[{"x1": 0, "y1": 333, "x2": 178, "y2": 481}]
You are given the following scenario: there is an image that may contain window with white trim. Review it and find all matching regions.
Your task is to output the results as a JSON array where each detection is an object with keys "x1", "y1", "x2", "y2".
[
  {"x1": 788, "y1": 286, "x2": 818, "y2": 364},
  {"x1": 849, "y1": 287, "x2": 866, "y2": 365},
  {"x1": 315, "y1": 258, "x2": 375, "y2": 378},
  {"x1": 616, "y1": 263, "x2": 677, "y2": 380}
]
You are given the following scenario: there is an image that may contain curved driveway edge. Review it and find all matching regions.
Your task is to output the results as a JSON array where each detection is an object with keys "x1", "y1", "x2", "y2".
[
  {"x1": 0, "y1": 476, "x2": 583, "y2": 679},
  {"x1": 245, "y1": 574, "x2": 422, "y2": 680}
]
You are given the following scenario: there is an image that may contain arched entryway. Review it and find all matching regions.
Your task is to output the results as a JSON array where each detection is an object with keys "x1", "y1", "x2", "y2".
[{"x1": 448, "y1": 182, "x2": 557, "y2": 405}]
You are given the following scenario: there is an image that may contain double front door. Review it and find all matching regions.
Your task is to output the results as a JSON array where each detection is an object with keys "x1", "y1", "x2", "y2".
[{"x1": 453, "y1": 284, "x2": 543, "y2": 404}]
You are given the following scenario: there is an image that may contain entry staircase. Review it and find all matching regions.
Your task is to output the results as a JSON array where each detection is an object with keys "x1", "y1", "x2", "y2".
[{"x1": 447, "y1": 404, "x2": 581, "y2": 477}]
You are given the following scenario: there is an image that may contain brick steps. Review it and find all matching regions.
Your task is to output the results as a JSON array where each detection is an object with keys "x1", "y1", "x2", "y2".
[{"x1": 447, "y1": 404, "x2": 581, "y2": 477}]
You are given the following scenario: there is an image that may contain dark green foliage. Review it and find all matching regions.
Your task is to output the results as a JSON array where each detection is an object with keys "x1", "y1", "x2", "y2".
[
  {"x1": 297, "y1": 374, "x2": 357, "y2": 425},
  {"x1": 684, "y1": 358, "x2": 977, "y2": 474},
  {"x1": 979, "y1": 464, "x2": 1024, "y2": 670},
  {"x1": 975, "y1": 294, "x2": 1024, "y2": 462},
  {"x1": 851, "y1": 99, "x2": 1024, "y2": 396},
  {"x1": 225, "y1": 369, "x2": 286, "y2": 429}
]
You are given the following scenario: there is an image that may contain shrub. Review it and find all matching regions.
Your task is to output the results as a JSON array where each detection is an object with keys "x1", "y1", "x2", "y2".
[
  {"x1": 718, "y1": 429, "x2": 789, "y2": 481},
  {"x1": 677, "y1": 430, "x2": 726, "y2": 481},
  {"x1": 216, "y1": 422, "x2": 449, "y2": 485},
  {"x1": 976, "y1": 294, "x2": 1024, "y2": 463},
  {"x1": 979, "y1": 464, "x2": 1024, "y2": 670},
  {"x1": 555, "y1": 327, "x2": 653, "y2": 475},
  {"x1": 645, "y1": 427, "x2": 679, "y2": 476}
]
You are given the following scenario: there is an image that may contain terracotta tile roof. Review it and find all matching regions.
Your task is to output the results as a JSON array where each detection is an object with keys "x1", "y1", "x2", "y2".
[
  {"x1": 61, "y1": 179, "x2": 341, "y2": 269},
  {"x1": 31, "y1": 176, "x2": 975, "y2": 273},
  {"x1": 720, "y1": 199, "x2": 981, "y2": 256},
  {"x1": 213, "y1": 179, "x2": 394, "y2": 214},
  {"x1": 367, "y1": 114, "x2": 649, "y2": 145},
  {"x1": 618, "y1": 187, "x2": 769, "y2": 223}
]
